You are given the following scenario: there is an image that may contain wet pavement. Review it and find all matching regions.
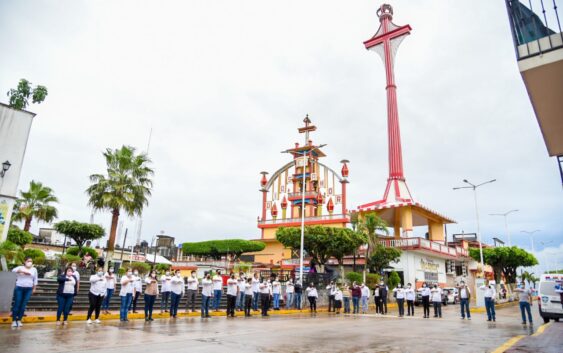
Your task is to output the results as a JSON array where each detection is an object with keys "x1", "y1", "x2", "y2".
[
  {"x1": 506, "y1": 321, "x2": 563, "y2": 353},
  {"x1": 0, "y1": 305, "x2": 543, "y2": 353}
]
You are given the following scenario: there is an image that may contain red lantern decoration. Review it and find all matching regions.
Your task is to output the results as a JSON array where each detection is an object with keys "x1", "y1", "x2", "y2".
[
  {"x1": 327, "y1": 197, "x2": 334, "y2": 213},
  {"x1": 260, "y1": 173, "x2": 268, "y2": 187},
  {"x1": 281, "y1": 196, "x2": 288, "y2": 209},
  {"x1": 341, "y1": 163, "x2": 349, "y2": 178},
  {"x1": 271, "y1": 202, "x2": 278, "y2": 217},
  {"x1": 316, "y1": 192, "x2": 323, "y2": 204}
]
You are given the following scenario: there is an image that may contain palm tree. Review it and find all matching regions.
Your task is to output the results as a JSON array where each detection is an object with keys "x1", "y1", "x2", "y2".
[
  {"x1": 86, "y1": 146, "x2": 153, "y2": 266},
  {"x1": 359, "y1": 213, "x2": 389, "y2": 280},
  {"x1": 12, "y1": 180, "x2": 58, "y2": 231}
]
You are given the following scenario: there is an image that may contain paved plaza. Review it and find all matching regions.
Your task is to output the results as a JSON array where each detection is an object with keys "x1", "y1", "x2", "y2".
[{"x1": 0, "y1": 305, "x2": 548, "y2": 353}]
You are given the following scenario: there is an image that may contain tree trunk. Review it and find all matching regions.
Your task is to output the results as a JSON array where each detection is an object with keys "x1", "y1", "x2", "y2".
[
  {"x1": 23, "y1": 217, "x2": 32, "y2": 232},
  {"x1": 105, "y1": 208, "x2": 120, "y2": 270}
]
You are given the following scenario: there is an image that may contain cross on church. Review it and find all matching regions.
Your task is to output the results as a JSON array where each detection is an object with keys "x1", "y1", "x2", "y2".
[{"x1": 297, "y1": 114, "x2": 317, "y2": 143}]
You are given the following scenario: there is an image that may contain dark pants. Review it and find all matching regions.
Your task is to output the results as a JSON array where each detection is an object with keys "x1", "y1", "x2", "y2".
[
  {"x1": 352, "y1": 296, "x2": 360, "y2": 314},
  {"x1": 485, "y1": 297, "x2": 496, "y2": 321},
  {"x1": 227, "y1": 294, "x2": 237, "y2": 317},
  {"x1": 170, "y1": 292, "x2": 182, "y2": 317},
  {"x1": 381, "y1": 298, "x2": 388, "y2": 314},
  {"x1": 252, "y1": 292, "x2": 260, "y2": 310},
  {"x1": 328, "y1": 295, "x2": 335, "y2": 312},
  {"x1": 261, "y1": 293, "x2": 271, "y2": 316},
  {"x1": 12, "y1": 286, "x2": 33, "y2": 321},
  {"x1": 460, "y1": 298, "x2": 471, "y2": 318},
  {"x1": 102, "y1": 288, "x2": 114, "y2": 310},
  {"x1": 129, "y1": 291, "x2": 140, "y2": 312},
  {"x1": 422, "y1": 296, "x2": 430, "y2": 317},
  {"x1": 397, "y1": 298, "x2": 405, "y2": 316},
  {"x1": 186, "y1": 289, "x2": 197, "y2": 312},
  {"x1": 294, "y1": 292, "x2": 302, "y2": 309},
  {"x1": 201, "y1": 294, "x2": 211, "y2": 317},
  {"x1": 407, "y1": 299, "x2": 414, "y2": 315},
  {"x1": 433, "y1": 301, "x2": 442, "y2": 317},
  {"x1": 244, "y1": 294, "x2": 253, "y2": 316},
  {"x1": 308, "y1": 296, "x2": 317, "y2": 312},
  {"x1": 519, "y1": 302, "x2": 533, "y2": 323},
  {"x1": 144, "y1": 294, "x2": 156, "y2": 319},
  {"x1": 374, "y1": 297, "x2": 381, "y2": 313},
  {"x1": 56, "y1": 294, "x2": 74, "y2": 321},
  {"x1": 161, "y1": 291, "x2": 170, "y2": 311},
  {"x1": 87, "y1": 292, "x2": 104, "y2": 320}
]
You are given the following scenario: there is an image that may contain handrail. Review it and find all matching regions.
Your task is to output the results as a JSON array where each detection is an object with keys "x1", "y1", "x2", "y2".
[{"x1": 379, "y1": 237, "x2": 469, "y2": 257}]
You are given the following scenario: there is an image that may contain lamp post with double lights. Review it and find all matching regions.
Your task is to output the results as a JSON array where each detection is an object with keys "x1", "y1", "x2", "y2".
[
  {"x1": 489, "y1": 209, "x2": 518, "y2": 246},
  {"x1": 453, "y1": 179, "x2": 496, "y2": 275},
  {"x1": 521, "y1": 229, "x2": 540, "y2": 253}
]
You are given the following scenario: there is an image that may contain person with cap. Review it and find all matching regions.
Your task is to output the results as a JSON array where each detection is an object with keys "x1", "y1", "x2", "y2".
[
  {"x1": 405, "y1": 283, "x2": 415, "y2": 316},
  {"x1": 420, "y1": 282, "x2": 431, "y2": 318},
  {"x1": 393, "y1": 283, "x2": 406, "y2": 317},
  {"x1": 326, "y1": 281, "x2": 336, "y2": 312},
  {"x1": 514, "y1": 283, "x2": 533, "y2": 325},
  {"x1": 457, "y1": 281, "x2": 471, "y2": 320},
  {"x1": 479, "y1": 280, "x2": 497, "y2": 322},
  {"x1": 431, "y1": 284, "x2": 443, "y2": 318}
]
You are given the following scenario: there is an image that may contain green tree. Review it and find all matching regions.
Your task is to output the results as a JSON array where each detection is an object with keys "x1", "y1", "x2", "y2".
[
  {"x1": 129, "y1": 262, "x2": 151, "y2": 275},
  {"x1": 367, "y1": 244, "x2": 402, "y2": 274},
  {"x1": 358, "y1": 214, "x2": 389, "y2": 278},
  {"x1": 0, "y1": 241, "x2": 24, "y2": 265},
  {"x1": 86, "y1": 145, "x2": 153, "y2": 267},
  {"x1": 7, "y1": 227, "x2": 34, "y2": 249},
  {"x1": 327, "y1": 229, "x2": 367, "y2": 280},
  {"x1": 7, "y1": 79, "x2": 48, "y2": 110},
  {"x1": 23, "y1": 248, "x2": 46, "y2": 265},
  {"x1": 345, "y1": 271, "x2": 363, "y2": 284},
  {"x1": 66, "y1": 246, "x2": 99, "y2": 259},
  {"x1": 54, "y1": 221, "x2": 104, "y2": 250},
  {"x1": 182, "y1": 239, "x2": 266, "y2": 261},
  {"x1": 366, "y1": 273, "x2": 381, "y2": 289},
  {"x1": 388, "y1": 271, "x2": 401, "y2": 290},
  {"x1": 469, "y1": 246, "x2": 538, "y2": 284},
  {"x1": 12, "y1": 180, "x2": 58, "y2": 231}
]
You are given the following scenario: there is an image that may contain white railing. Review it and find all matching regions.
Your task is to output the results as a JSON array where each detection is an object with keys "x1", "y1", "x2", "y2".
[
  {"x1": 259, "y1": 214, "x2": 348, "y2": 225},
  {"x1": 379, "y1": 237, "x2": 469, "y2": 258}
]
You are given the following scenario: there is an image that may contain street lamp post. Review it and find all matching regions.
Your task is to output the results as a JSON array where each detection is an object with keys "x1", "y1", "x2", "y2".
[
  {"x1": 489, "y1": 209, "x2": 518, "y2": 246},
  {"x1": 521, "y1": 230, "x2": 540, "y2": 253},
  {"x1": 453, "y1": 179, "x2": 496, "y2": 276}
]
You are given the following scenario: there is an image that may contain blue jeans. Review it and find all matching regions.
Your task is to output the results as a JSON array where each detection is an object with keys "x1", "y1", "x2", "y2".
[
  {"x1": 460, "y1": 298, "x2": 471, "y2": 318},
  {"x1": 273, "y1": 293, "x2": 280, "y2": 309},
  {"x1": 236, "y1": 292, "x2": 245, "y2": 310},
  {"x1": 352, "y1": 297, "x2": 360, "y2": 313},
  {"x1": 102, "y1": 288, "x2": 114, "y2": 310},
  {"x1": 344, "y1": 297, "x2": 351, "y2": 313},
  {"x1": 170, "y1": 292, "x2": 182, "y2": 317},
  {"x1": 519, "y1": 302, "x2": 533, "y2": 323},
  {"x1": 286, "y1": 293, "x2": 294, "y2": 309},
  {"x1": 12, "y1": 286, "x2": 33, "y2": 321},
  {"x1": 120, "y1": 294, "x2": 133, "y2": 321},
  {"x1": 144, "y1": 294, "x2": 156, "y2": 319},
  {"x1": 201, "y1": 294, "x2": 211, "y2": 317},
  {"x1": 252, "y1": 292, "x2": 259, "y2": 310},
  {"x1": 485, "y1": 297, "x2": 496, "y2": 320},
  {"x1": 294, "y1": 292, "x2": 302, "y2": 309},
  {"x1": 213, "y1": 289, "x2": 222, "y2": 310},
  {"x1": 361, "y1": 296, "x2": 368, "y2": 312},
  {"x1": 56, "y1": 294, "x2": 74, "y2": 321}
]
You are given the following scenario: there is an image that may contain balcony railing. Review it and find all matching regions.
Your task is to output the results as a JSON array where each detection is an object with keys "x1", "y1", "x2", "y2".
[
  {"x1": 506, "y1": 0, "x2": 563, "y2": 60},
  {"x1": 258, "y1": 214, "x2": 348, "y2": 225},
  {"x1": 287, "y1": 191, "x2": 319, "y2": 200},
  {"x1": 379, "y1": 237, "x2": 468, "y2": 258}
]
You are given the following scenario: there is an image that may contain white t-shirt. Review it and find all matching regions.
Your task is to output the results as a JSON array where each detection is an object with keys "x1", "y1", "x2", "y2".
[
  {"x1": 120, "y1": 276, "x2": 135, "y2": 296},
  {"x1": 480, "y1": 285, "x2": 496, "y2": 298},
  {"x1": 405, "y1": 288, "x2": 415, "y2": 301},
  {"x1": 90, "y1": 274, "x2": 107, "y2": 296},
  {"x1": 105, "y1": 272, "x2": 116, "y2": 289},
  {"x1": 272, "y1": 280, "x2": 281, "y2": 294},
  {"x1": 212, "y1": 275, "x2": 223, "y2": 290},
  {"x1": 286, "y1": 282, "x2": 295, "y2": 294},
  {"x1": 161, "y1": 275, "x2": 172, "y2": 292},
  {"x1": 201, "y1": 279, "x2": 213, "y2": 296},
  {"x1": 132, "y1": 275, "x2": 143, "y2": 292},
  {"x1": 393, "y1": 287, "x2": 405, "y2": 299},
  {"x1": 260, "y1": 281, "x2": 272, "y2": 294},
  {"x1": 361, "y1": 286, "x2": 370, "y2": 298},
  {"x1": 244, "y1": 283, "x2": 253, "y2": 295},
  {"x1": 237, "y1": 278, "x2": 246, "y2": 292},
  {"x1": 63, "y1": 275, "x2": 76, "y2": 294},
  {"x1": 72, "y1": 270, "x2": 80, "y2": 282},
  {"x1": 420, "y1": 287, "x2": 431, "y2": 297},
  {"x1": 431, "y1": 287, "x2": 442, "y2": 302},
  {"x1": 227, "y1": 278, "x2": 238, "y2": 296},
  {"x1": 170, "y1": 275, "x2": 185, "y2": 295},
  {"x1": 460, "y1": 287, "x2": 470, "y2": 299},
  {"x1": 334, "y1": 290, "x2": 343, "y2": 301},
  {"x1": 12, "y1": 266, "x2": 38, "y2": 288},
  {"x1": 306, "y1": 287, "x2": 318, "y2": 298},
  {"x1": 187, "y1": 276, "x2": 199, "y2": 291},
  {"x1": 252, "y1": 277, "x2": 260, "y2": 292}
]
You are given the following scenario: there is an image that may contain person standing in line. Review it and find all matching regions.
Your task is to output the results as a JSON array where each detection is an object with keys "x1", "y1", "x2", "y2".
[
  {"x1": 285, "y1": 278, "x2": 295, "y2": 309},
  {"x1": 342, "y1": 285, "x2": 351, "y2": 314},
  {"x1": 515, "y1": 283, "x2": 533, "y2": 325},
  {"x1": 169, "y1": 270, "x2": 185, "y2": 318},
  {"x1": 294, "y1": 280, "x2": 303, "y2": 310},
  {"x1": 379, "y1": 282, "x2": 389, "y2": 314},
  {"x1": 252, "y1": 272, "x2": 261, "y2": 311},
  {"x1": 431, "y1": 284, "x2": 442, "y2": 318},
  {"x1": 236, "y1": 272, "x2": 246, "y2": 312},
  {"x1": 306, "y1": 283, "x2": 318, "y2": 313},
  {"x1": 272, "y1": 276, "x2": 281, "y2": 310},
  {"x1": 87, "y1": 267, "x2": 106, "y2": 324},
  {"x1": 201, "y1": 273, "x2": 213, "y2": 318},
  {"x1": 11, "y1": 257, "x2": 38, "y2": 328},
  {"x1": 326, "y1": 281, "x2": 336, "y2": 312},
  {"x1": 457, "y1": 281, "x2": 471, "y2": 320},
  {"x1": 186, "y1": 270, "x2": 198, "y2": 313},
  {"x1": 360, "y1": 283, "x2": 370, "y2": 314},
  {"x1": 68, "y1": 262, "x2": 80, "y2": 316},
  {"x1": 405, "y1": 283, "x2": 415, "y2": 317},
  {"x1": 102, "y1": 266, "x2": 116, "y2": 314},
  {"x1": 259, "y1": 278, "x2": 272, "y2": 316},
  {"x1": 334, "y1": 287, "x2": 343, "y2": 314},
  {"x1": 244, "y1": 277, "x2": 254, "y2": 317},
  {"x1": 212, "y1": 270, "x2": 223, "y2": 312},
  {"x1": 144, "y1": 270, "x2": 159, "y2": 321},
  {"x1": 56, "y1": 266, "x2": 77, "y2": 325},
  {"x1": 374, "y1": 285, "x2": 381, "y2": 314},
  {"x1": 119, "y1": 269, "x2": 135, "y2": 322},
  {"x1": 351, "y1": 282, "x2": 361, "y2": 314},
  {"x1": 226, "y1": 273, "x2": 238, "y2": 318},
  {"x1": 480, "y1": 280, "x2": 497, "y2": 322},
  {"x1": 160, "y1": 270, "x2": 172, "y2": 313},
  {"x1": 420, "y1": 282, "x2": 431, "y2": 318},
  {"x1": 130, "y1": 270, "x2": 142, "y2": 313},
  {"x1": 393, "y1": 283, "x2": 405, "y2": 317}
]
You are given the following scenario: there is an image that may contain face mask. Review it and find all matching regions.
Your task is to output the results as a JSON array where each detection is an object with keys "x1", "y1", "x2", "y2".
[
  {"x1": 134, "y1": 271, "x2": 139, "y2": 275},
  {"x1": 192, "y1": 273, "x2": 196, "y2": 277},
  {"x1": 423, "y1": 284, "x2": 426, "y2": 288},
  {"x1": 72, "y1": 265, "x2": 77, "y2": 270},
  {"x1": 151, "y1": 273, "x2": 156, "y2": 278},
  {"x1": 127, "y1": 272, "x2": 132, "y2": 277},
  {"x1": 176, "y1": 273, "x2": 181, "y2": 277},
  {"x1": 397, "y1": 284, "x2": 401, "y2": 288},
  {"x1": 165, "y1": 272, "x2": 170, "y2": 276},
  {"x1": 407, "y1": 285, "x2": 411, "y2": 288},
  {"x1": 97, "y1": 271, "x2": 103, "y2": 276},
  {"x1": 25, "y1": 261, "x2": 33, "y2": 268},
  {"x1": 109, "y1": 268, "x2": 114, "y2": 273}
]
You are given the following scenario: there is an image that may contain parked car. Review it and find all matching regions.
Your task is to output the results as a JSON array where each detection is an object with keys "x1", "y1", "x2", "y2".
[{"x1": 538, "y1": 274, "x2": 563, "y2": 324}]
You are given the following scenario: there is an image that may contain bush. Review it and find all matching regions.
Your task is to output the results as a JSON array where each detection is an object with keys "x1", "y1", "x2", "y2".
[
  {"x1": 23, "y1": 248, "x2": 46, "y2": 265},
  {"x1": 118, "y1": 267, "x2": 126, "y2": 276},
  {"x1": 388, "y1": 271, "x2": 400, "y2": 290},
  {"x1": 366, "y1": 273, "x2": 381, "y2": 289},
  {"x1": 7, "y1": 228, "x2": 33, "y2": 248},
  {"x1": 66, "y1": 246, "x2": 98, "y2": 259},
  {"x1": 345, "y1": 271, "x2": 363, "y2": 285},
  {"x1": 234, "y1": 262, "x2": 253, "y2": 274},
  {"x1": 128, "y1": 262, "x2": 151, "y2": 275},
  {"x1": 0, "y1": 241, "x2": 24, "y2": 264},
  {"x1": 60, "y1": 254, "x2": 81, "y2": 266},
  {"x1": 155, "y1": 263, "x2": 171, "y2": 273}
]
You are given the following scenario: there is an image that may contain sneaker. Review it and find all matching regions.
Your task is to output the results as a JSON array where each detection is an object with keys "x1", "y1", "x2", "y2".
[
  {"x1": 95, "y1": 319, "x2": 101, "y2": 324},
  {"x1": 63, "y1": 321, "x2": 68, "y2": 325},
  {"x1": 11, "y1": 321, "x2": 18, "y2": 328},
  {"x1": 56, "y1": 321, "x2": 61, "y2": 326},
  {"x1": 87, "y1": 319, "x2": 93, "y2": 324},
  {"x1": 17, "y1": 321, "x2": 23, "y2": 327}
]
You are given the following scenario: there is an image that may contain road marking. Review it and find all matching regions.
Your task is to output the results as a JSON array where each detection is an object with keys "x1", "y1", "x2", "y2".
[
  {"x1": 531, "y1": 322, "x2": 552, "y2": 337},
  {"x1": 490, "y1": 335, "x2": 525, "y2": 353}
]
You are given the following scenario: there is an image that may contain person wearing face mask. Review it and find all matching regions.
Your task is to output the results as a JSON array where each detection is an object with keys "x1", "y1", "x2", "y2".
[
  {"x1": 244, "y1": 277, "x2": 254, "y2": 317},
  {"x1": 514, "y1": 283, "x2": 533, "y2": 325},
  {"x1": 11, "y1": 257, "x2": 38, "y2": 328},
  {"x1": 479, "y1": 280, "x2": 497, "y2": 322},
  {"x1": 160, "y1": 270, "x2": 172, "y2": 313},
  {"x1": 351, "y1": 282, "x2": 361, "y2": 314},
  {"x1": 236, "y1": 273, "x2": 246, "y2": 312},
  {"x1": 334, "y1": 286, "x2": 343, "y2": 314},
  {"x1": 212, "y1": 270, "x2": 223, "y2": 312},
  {"x1": 431, "y1": 284, "x2": 443, "y2": 318},
  {"x1": 56, "y1": 266, "x2": 77, "y2": 325},
  {"x1": 285, "y1": 278, "x2": 295, "y2": 310},
  {"x1": 378, "y1": 282, "x2": 389, "y2": 315},
  {"x1": 119, "y1": 268, "x2": 135, "y2": 322},
  {"x1": 129, "y1": 270, "x2": 142, "y2": 314},
  {"x1": 272, "y1": 275, "x2": 281, "y2": 310},
  {"x1": 259, "y1": 278, "x2": 273, "y2": 316},
  {"x1": 420, "y1": 282, "x2": 431, "y2": 318},
  {"x1": 102, "y1": 266, "x2": 116, "y2": 314},
  {"x1": 305, "y1": 283, "x2": 318, "y2": 313},
  {"x1": 169, "y1": 270, "x2": 185, "y2": 318},
  {"x1": 294, "y1": 280, "x2": 303, "y2": 310},
  {"x1": 186, "y1": 270, "x2": 199, "y2": 313},
  {"x1": 144, "y1": 270, "x2": 159, "y2": 321},
  {"x1": 405, "y1": 283, "x2": 415, "y2": 316},
  {"x1": 342, "y1": 285, "x2": 351, "y2": 314},
  {"x1": 393, "y1": 283, "x2": 405, "y2": 317},
  {"x1": 68, "y1": 262, "x2": 80, "y2": 316},
  {"x1": 360, "y1": 283, "x2": 370, "y2": 314},
  {"x1": 252, "y1": 272, "x2": 261, "y2": 311},
  {"x1": 457, "y1": 281, "x2": 471, "y2": 320},
  {"x1": 87, "y1": 267, "x2": 107, "y2": 324},
  {"x1": 373, "y1": 284, "x2": 381, "y2": 314},
  {"x1": 226, "y1": 273, "x2": 238, "y2": 317},
  {"x1": 326, "y1": 281, "x2": 336, "y2": 312},
  {"x1": 201, "y1": 273, "x2": 213, "y2": 318}
]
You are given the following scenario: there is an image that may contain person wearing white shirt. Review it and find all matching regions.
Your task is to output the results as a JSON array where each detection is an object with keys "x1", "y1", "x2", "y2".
[
  {"x1": 457, "y1": 281, "x2": 471, "y2": 320},
  {"x1": 129, "y1": 270, "x2": 143, "y2": 313},
  {"x1": 259, "y1": 279, "x2": 273, "y2": 316},
  {"x1": 201, "y1": 274, "x2": 213, "y2": 318},
  {"x1": 68, "y1": 262, "x2": 80, "y2": 315},
  {"x1": 226, "y1": 274, "x2": 238, "y2": 317},
  {"x1": 11, "y1": 257, "x2": 38, "y2": 327},
  {"x1": 334, "y1": 287, "x2": 343, "y2": 314},
  {"x1": 119, "y1": 269, "x2": 135, "y2": 322},
  {"x1": 361, "y1": 283, "x2": 370, "y2": 314},
  {"x1": 102, "y1": 267, "x2": 116, "y2": 314},
  {"x1": 393, "y1": 284, "x2": 406, "y2": 317},
  {"x1": 326, "y1": 281, "x2": 337, "y2": 312},
  {"x1": 431, "y1": 284, "x2": 443, "y2": 318},
  {"x1": 169, "y1": 270, "x2": 185, "y2": 318},
  {"x1": 514, "y1": 283, "x2": 533, "y2": 325},
  {"x1": 420, "y1": 282, "x2": 431, "y2": 318},
  {"x1": 160, "y1": 271, "x2": 172, "y2": 313},
  {"x1": 306, "y1": 283, "x2": 318, "y2": 313},
  {"x1": 480, "y1": 281, "x2": 497, "y2": 322},
  {"x1": 244, "y1": 278, "x2": 254, "y2": 317},
  {"x1": 212, "y1": 270, "x2": 224, "y2": 312},
  {"x1": 285, "y1": 279, "x2": 295, "y2": 309},
  {"x1": 236, "y1": 273, "x2": 246, "y2": 312},
  {"x1": 405, "y1": 283, "x2": 415, "y2": 317},
  {"x1": 87, "y1": 267, "x2": 106, "y2": 324},
  {"x1": 186, "y1": 270, "x2": 199, "y2": 313},
  {"x1": 56, "y1": 266, "x2": 77, "y2": 325},
  {"x1": 272, "y1": 277, "x2": 282, "y2": 310},
  {"x1": 252, "y1": 272, "x2": 261, "y2": 311},
  {"x1": 144, "y1": 270, "x2": 159, "y2": 321}
]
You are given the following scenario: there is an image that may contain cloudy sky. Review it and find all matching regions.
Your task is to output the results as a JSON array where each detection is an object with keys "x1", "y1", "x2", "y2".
[{"x1": 1, "y1": 1, "x2": 561, "y2": 270}]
